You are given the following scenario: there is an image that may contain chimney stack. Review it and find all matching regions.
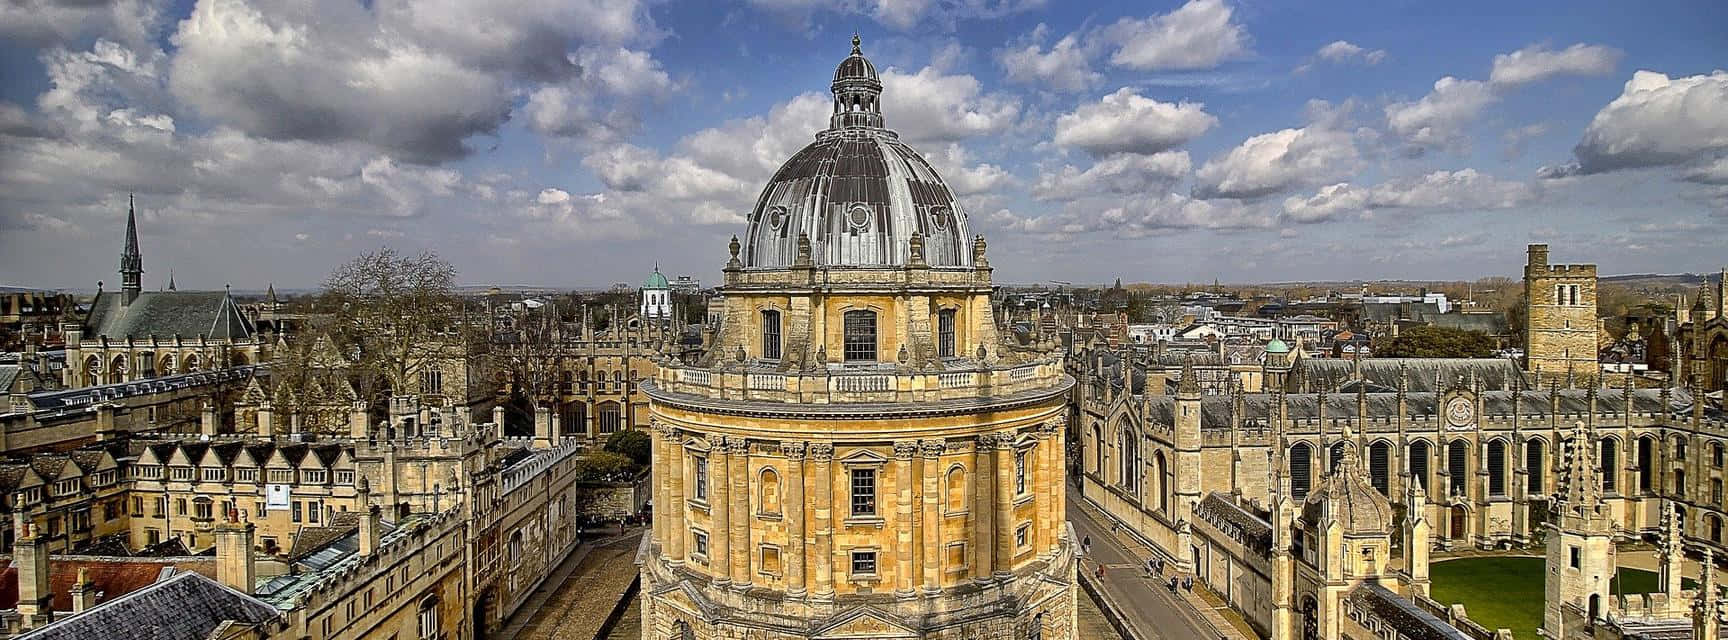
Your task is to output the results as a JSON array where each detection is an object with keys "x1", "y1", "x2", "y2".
[
  {"x1": 13, "y1": 511, "x2": 52, "y2": 628},
  {"x1": 214, "y1": 508, "x2": 255, "y2": 594},
  {"x1": 69, "y1": 567, "x2": 98, "y2": 613}
]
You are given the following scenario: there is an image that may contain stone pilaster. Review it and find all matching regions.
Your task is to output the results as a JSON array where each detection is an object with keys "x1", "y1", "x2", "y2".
[
  {"x1": 894, "y1": 440, "x2": 918, "y2": 598},
  {"x1": 727, "y1": 436, "x2": 752, "y2": 588},
  {"x1": 782, "y1": 442, "x2": 807, "y2": 598},
  {"x1": 993, "y1": 432, "x2": 1017, "y2": 578},
  {"x1": 664, "y1": 423, "x2": 685, "y2": 566},
  {"x1": 970, "y1": 437, "x2": 992, "y2": 582},
  {"x1": 919, "y1": 439, "x2": 943, "y2": 594},
  {"x1": 708, "y1": 433, "x2": 731, "y2": 586},
  {"x1": 810, "y1": 443, "x2": 835, "y2": 601}
]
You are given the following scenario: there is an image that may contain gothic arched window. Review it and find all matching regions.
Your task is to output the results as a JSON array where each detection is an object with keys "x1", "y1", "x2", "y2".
[
  {"x1": 1119, "y1": 425, "x2": 1140, "y2": 496},
  {"x1": 1290, "y1": 443, "x2": 1313, "y2": 500},
  {"x1": 1638, "y1": 436, "x2": 1655, "y2": 493},
  {"x1": 1369, "y1": 441, "x2": 1390, "y2": 495},
  {"x1": 1526, "y1": 439, "x2": 1545, "y2": 493},
  {"x1": 1487, "y1": 440, "x2": 1507, "y2": 497},
  {"x1": 1448, "y1": 441, "x2": 1469, "y2": 497},
  {"x1": 1600, "y1": 438, "x2": 1619, "y2": 493},
  {"x1": 1409, "y1": 441, "x2": 1430, "y2": 492}
]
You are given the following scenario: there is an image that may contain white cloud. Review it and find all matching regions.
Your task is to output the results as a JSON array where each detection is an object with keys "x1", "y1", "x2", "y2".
[
  {"x1": 1563, "y1": 70, "x2": 1728, "y2": 174},
  {"x1": 0, "y1": 0, "x2": 167, "y2": 52},
  {"x1": 1281, "y1": 169, "x2": 1538, "y2": 222},
  {"x1": 922, "y1": 144, "x2": 1015, "y2": 196},
  {"x1": 1194, "y1": 113, "x2": 1359, "y2": 199},
  {"x1": 998, "y1": 25, "x2": 1101, "y2": 92},
  {"x1": 1053, "y1": 88, "x2": 1218, "y2": 156},
  {"x1": 744, "y1": 0, "x2": 1046, "y2": 32},
  {"x1": 1032, "y1": 151, "x2": 1191, "y2": 201},
  {"x1": 1489, "y1": 43, "x2": 1620, "y2": 87},
  {"x1": 1099, "y1": 0, "x2": 1250, "y2": 71},
  {"x1": 1684, "y1": 157, "x2": 1728, "y2": 185},
  {"x1": 1384, "y1": 76, "x2": 1497, "y2": 153},
  {"x1": 1315, "y1": 40, "x2": 1386, "y2": 65},
  {"x1": 523, "y1": 46, "x2": 674, "y2": 144},
  {"x1": 881, "y1": 66, "x2": 1021, "y2": 143}
]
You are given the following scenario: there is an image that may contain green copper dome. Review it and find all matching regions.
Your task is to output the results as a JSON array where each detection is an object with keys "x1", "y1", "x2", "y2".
[
  {"x1": 1265, "y1": 338, "x2": 1290, "y2": 354},
  {"x1": 643, "y1": 269, "x2": 670, "y2": 289}
]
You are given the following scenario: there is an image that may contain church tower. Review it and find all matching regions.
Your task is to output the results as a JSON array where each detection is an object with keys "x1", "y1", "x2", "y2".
[
  {"x1": 1523, "y1": 244, "x2": 1598, "y2": 386},
  {"x1": 120, "y1": 194, "x2": 144, "y2": 305},
  {"x1": 1542, "y1": 420, "x2": 1617, "y2": 639}
]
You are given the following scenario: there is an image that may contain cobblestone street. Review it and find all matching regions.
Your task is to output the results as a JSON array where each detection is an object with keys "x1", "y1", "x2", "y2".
[{"x1": 508, "y1": 531, "x2": 644, "y2": 640}]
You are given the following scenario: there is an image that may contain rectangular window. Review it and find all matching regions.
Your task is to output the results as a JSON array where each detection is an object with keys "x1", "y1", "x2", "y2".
[
  {"x1": 693, "y1": 457, "x2": 709, "y2": 501},
  {"x1": 236, "y1": 468, "x2": 257, "y2": 483},
  {"x1": 202, "y1": 467, "x2": 225, "y2": 482},
  {"x1": 1569, "y1": 546, "x2": 1581, "y2": 569},
  {"x1": 850, "y1": 468, "x2": 877, "y2": 516},
  {"x1": 309, "y1": 500, "x2": 321, "y2": 523},
  {"x1": 761, "y1": 310, "x2": 782, "y2": 360},
  {"x1": 292, "y1": 501, "x2": 302, "y2": 523},
  {"x1": 692, "y1": 530, "x2": 709, "y2": 558},
  {"x1": 1714, "y1": 479, "x2": 1723, "y2": 505},
  {"x1": 843, "y1": 310, "x2": 877, "y2": 362},
  {"x1": 1016, "y1": 523, "x2": 1031, "y2": 549},
  {"x1": 176, "y1": 498, "x2": 187, "y2": 516},
  {"x1": 937, "y1": 309, "x2": 956, "y2": 358},
  {"x1": 336, "y1": 471, "x2": 354, "y2": 485},
  {"x1": 850, "y1": 550, "x2": 877, "y2": 576},
  {"x1": 759, "y1": 545, "x2": 781, "y2": 577}
]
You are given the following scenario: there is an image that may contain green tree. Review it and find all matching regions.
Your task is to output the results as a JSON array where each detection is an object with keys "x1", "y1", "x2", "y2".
[
  {"x1": 1373, "y1": 325, "x2": 1497, "y2": 358},
  {"x1": 571, "y1": 451, "x2": 637, "y2": 482},
  {"x1": 604, "y1": 428, "x2": 652, "y2": 466}
]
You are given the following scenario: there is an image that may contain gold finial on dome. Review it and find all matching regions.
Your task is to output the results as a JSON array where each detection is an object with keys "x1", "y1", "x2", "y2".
[{"x1": 851, "y1": 33, "x2": 862, "y2": 55}]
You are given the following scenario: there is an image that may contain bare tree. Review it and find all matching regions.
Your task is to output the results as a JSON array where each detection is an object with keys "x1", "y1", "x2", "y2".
[
  {"x1": 492, "y1": 299, "x2": 566, "y2": 412},
  {"x1": 320, "y1": 248, "x2": 467, "y2": 416}
]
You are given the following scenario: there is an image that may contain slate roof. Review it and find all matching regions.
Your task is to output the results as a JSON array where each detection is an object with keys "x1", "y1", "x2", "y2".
[
  {"x1": 15, "y1": 571, "x2": 277, "y2": 640},
  {"x1": 81, "y1": 290, "x2": 254, "y2": 341},
  {"x1": 1142, "y1": 388, "x2": 1676, "y2": 430},
  {"x1": 1290, "y1": 357, "x2": 1530, "y2": 394},
  {"x1": 1347, "y1": 582, "x2": 1472, "y2": 640},
  {"x1": 0, "y1": 365, "x2": 20, "y2": 394},
  {"x1": 1195, "y1": 492, "x2": 1273, "y2": 554}
]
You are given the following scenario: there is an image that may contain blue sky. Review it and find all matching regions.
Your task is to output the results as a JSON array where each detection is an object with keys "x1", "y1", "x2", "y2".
[{"x1": 0, "y1": 0, "x2": 1724, "y2": 290}]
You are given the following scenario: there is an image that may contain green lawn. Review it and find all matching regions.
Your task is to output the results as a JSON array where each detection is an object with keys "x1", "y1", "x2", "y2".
[{"x1": 1429, "y1": 557, "x2": 1689, "y2": 640}]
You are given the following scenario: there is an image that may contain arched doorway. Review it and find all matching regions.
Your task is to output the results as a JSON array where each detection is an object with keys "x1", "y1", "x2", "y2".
[
  {"x1": 1300, "y1": 595, "x2": 1319, "y2": 640},
  {"x1": 1450, "y1": 504, "x2": 1469, "y2": 541}
]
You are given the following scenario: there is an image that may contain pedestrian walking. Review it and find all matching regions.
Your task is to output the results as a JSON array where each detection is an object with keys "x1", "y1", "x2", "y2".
[
  {"x1": 1184, "y1": 576, "x2": 1194, "y2": 591},
  {"x1": 1095, "y1": 564, "x2": 1106, "y2": 579},
  {"x1": 1082, "y1": 535, "x2": 1091, "y2": 553}
]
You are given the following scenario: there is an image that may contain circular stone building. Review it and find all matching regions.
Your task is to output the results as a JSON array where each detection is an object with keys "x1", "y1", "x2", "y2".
[{"x1": 638, "y1": 37, "x2": 1077, "y2": 640}]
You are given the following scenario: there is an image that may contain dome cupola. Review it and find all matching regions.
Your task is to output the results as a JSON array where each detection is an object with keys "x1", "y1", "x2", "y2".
[{"x1": 740, "y1": 36, "x2": 975, "y2": 271}]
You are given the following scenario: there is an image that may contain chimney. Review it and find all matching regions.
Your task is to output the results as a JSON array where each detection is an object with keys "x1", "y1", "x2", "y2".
[
  {"x1": 199, "y1": 401, "x2": 218, "y2": 436},
  {"x1": 533, "y1": 406, "x2": 553, "y2": 449},
  {"x1": 13, "y1": 511, "x2": 52, "y2": 628},
  {"x1": 360, "y1": 504, "x2": 382, "y2": 557},
  {"x1": 493, "y1": 405, "x2": 506, "y2": 441},
  {"x1": 69, "y1": 568, "x2": 98, "y2": 613},
  {"x1": 214, "y1": 509, "x2": 256, "y2": 594}
]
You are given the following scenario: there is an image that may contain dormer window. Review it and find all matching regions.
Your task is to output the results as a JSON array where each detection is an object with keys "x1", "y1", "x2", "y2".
[{"x1": 843, "y1": 310, "x2": 877, "y2": 362}]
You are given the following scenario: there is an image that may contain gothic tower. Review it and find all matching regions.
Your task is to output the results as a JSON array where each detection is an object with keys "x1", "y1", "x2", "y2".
[
  {"x1": 1542, "y1": 420, "x2": 1617, "y2": 639},
  {"x1": 1523, "y1": 244, "x2": 1598, "y2": 386},
  {"x1": 120, "y1": 194, "x2": 144, "y2": 305}
]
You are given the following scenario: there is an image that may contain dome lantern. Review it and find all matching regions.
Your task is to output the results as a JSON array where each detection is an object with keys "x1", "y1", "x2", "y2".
[{"x1": 830, "y1": 34, "x2": 883, "y2": 130}]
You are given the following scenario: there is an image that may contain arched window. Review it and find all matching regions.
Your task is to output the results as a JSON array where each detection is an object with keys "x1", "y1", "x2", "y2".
[
  {"x1": 1600, "y1": 438, "x2": 1618, "y2": 493},
  {"x1": 1329, "y1": 442, "x2": 1346, "y2": 475},
  {"x1": 1712, "y1": 515, "x2": 1723, "y2": 544},
  {"x1": 1638, "y1": 436, "x2": 1655, "y2": 493},
  {"x1": 1290, "y1": 443, "x2": 1313, "y2": 500},
  {"x1": 1030, "y1": 612, "x2": 1044, "y2": 640},
  {"x1": 183, "y1": 354, "x2": 199, "y2": 372},
  {"x1": 842, "y1": 310, "x2": 877, "y2": 361},
  {"x1": 108, "y1": 354, "x2": 127, "y2": 384},
  {"x1": 159, "y1": 354, "x2": 175, "y2": 376},
  {"x1": 599, "y1": 402, "x2": 622, "y2": 434},
  {"x1": 945, "y1": 465, "x2": 966, "y2": 513},
  {"x1": 758, "y1": 468, "x2": 780, "y2": 515},
  {"x1": 1526, "y1": 439, "x2": 1545, "y2": 493},
  {"x1": 1090, "y1": 424, "x2": 1103, "y2": 475},
  {"x1": 1119, "y1": 425, "x2": 1140, "y2": 496},
  {"x1": 1369, "y1": 442, "x2": 1390, "y2": 495},
  {"x1": 1487, "y1": 440, "x2": 1506, "y2": 497},
  {"x1": 84, "y1": 355, "x2": 101, "y2": 386},
  {"x1": 761, "y1": 309, "x2": 782, "y2": 360},
  {"x1": 1152, "y1": 451, "x2": 1169, "y2": 514},
  {"x1": 1448, "y1": 441, "x2": 1469, "y2": 497},
  {"x1": 1409, "y1": 441, "x2": 1430, "y2": 491},
  {"x1": 937, "y1": 309, "x2": 957, "y2": 358},
  {"x1": 676, "y1": 620, "x2": 695, "y2": 640},
  {"x1": 1676, "y1": 435, "x2": 1690, "y2": 461}
]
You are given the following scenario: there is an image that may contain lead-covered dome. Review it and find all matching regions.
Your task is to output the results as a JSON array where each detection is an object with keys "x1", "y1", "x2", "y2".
[{"x1": 741, "y1": 36, "x2": 973, "y2": 269}]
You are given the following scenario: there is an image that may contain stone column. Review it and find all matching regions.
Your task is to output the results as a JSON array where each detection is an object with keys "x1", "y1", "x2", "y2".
[
  {"x1": 994, "y1": 432, "x2": 1017, "y2": 577},
  {"x1": 920, "y1": 439, "x2": 943, "y2": 595},
  {"x1": 894, "y1": 440, "x2": 917, "y2": 598},
  {"x1": 728, "y1": 436, "x2": 752, "y2": 588},
  {"x1": 782, "y1": 442, "x2": 807, "y2": 598},
  {"x1": 708, "y1": 434, "x2": 731, "y2": 586},
  {"x1": 810, "y1": 443, "x2": 835, "y2": 600},
  {"x1": 665, "y1": 424, "x2": 686, "y2": 566}
]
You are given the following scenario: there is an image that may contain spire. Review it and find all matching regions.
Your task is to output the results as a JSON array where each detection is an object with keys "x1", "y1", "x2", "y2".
[
  {"x1": 1556, "y1": 420, "x2": 1604, "y2": 516},
  {"x1": 167, "y1": 270, "x2": 176, "y2": 291},
  {"x1": 120, "y1": 193, "x2": 143, "y2": 303},
  {"x1": 265, "y1": 282, "x2": 276, "y2": 303}
]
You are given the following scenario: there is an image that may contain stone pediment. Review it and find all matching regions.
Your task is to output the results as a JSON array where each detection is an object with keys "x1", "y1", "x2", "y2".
[
  {"x1": 837, "y1": 448, "x2": 890, "y2": 465},
  {"x1": 815, "y1": 606, "x2": 918, "y2": 639}
]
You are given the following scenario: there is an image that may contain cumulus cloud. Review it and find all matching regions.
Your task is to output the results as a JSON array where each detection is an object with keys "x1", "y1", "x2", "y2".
[
  {"x1": 1384, "y1": 76, "x2": 1496, "y2": 153},
  {"x1": 922, "y1": 144, "x2": 1015, "y2": 196},
  {"x1": 881, "y1": 66, "x2": 1021, "y2": 144},
  {"x1": 1032, "y1": 151, "x2": 1191, "y2": 201},
  {"x1": 1098, "y1": 0, "x2": 1250, "y2": 71},
  {"x1": 1194, "y1": 102, "x2": 1360, "y2": 199},
  {"x1": 1314, "y1": 40, "x2": 1386, "y2": 65},
  {"x1": 1281, "y1": 169, "x2": 1538, "y2": 222},
  {"x1": 1489, "y1": 43, "x2": 1621, "y2": 87},
  {"x1": 998, "y1": 24, "x2": 1101, "y2": 92},
  {"x1": 0, "y1": 0, "x2": 167, "y2": 52},
  {"x1": 1557, "y1": 70, "x2": 1728, "y2": 175},
  {"x1": 744, "y1": 0, "x2": 1046, "y2": 32},
  {"x1": 166, "y1": 0, "x2": 663, "y2": 163},
  {"x1": 1053, "y1": 88, "x2": 1218, "y2": 156},
  {"x1": 1683, "y1": 157, "x2": 1728, "y2": 185},
  {"x1": 523, "y1": 46, "x2": 675, "y2": 144}
]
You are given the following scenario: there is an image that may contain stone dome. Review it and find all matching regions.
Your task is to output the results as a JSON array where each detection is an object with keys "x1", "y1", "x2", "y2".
[
  {"x1": 1301, "y1": 444, "x2": 1394, "y2": 535},
  {"x1": 740, "y1": 36, "x2": 973, "y2": 270}
]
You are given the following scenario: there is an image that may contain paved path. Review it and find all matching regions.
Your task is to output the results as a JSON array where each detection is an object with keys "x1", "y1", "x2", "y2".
[
  {"x1": 1069, "y1": 497, "x2": 1246, "y2": 640},
  {"x1": 503, "y1": 529, "x2": 645, "y2": 640}
]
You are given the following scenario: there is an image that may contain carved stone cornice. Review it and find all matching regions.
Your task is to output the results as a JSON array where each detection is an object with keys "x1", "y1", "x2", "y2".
[
  {"x1": 781, "y1": 441, "x2": 807, "y2": 461},
  {"x1": 894, "y1": 441, "x2": 918, "y2": 460},
  {"x1": 808, "y1": 443, "x2": 834, "y2": 463},
  {"x1": 706, "y1": 433, "x2": 728, "y2": 449},
  {"x1": 726, "y1": 436, "x2": 750, "y2": 455},
  {"x1": 1042, "y1": 416, "x2": 1066, "y2": 434}
]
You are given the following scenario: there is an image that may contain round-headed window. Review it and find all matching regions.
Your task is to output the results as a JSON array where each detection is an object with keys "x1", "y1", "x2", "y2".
[{"x1": 846, "y1": 204, "x2": 872, "y2": 230}]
